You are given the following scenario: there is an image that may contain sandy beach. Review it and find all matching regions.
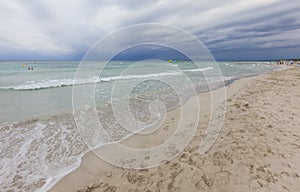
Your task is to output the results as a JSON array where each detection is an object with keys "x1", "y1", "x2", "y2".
[
  {"x1": 50, "y1": 67, "x2": 300, "y2": 192},
  {"x1": 2, "y1": 1, "x2": 300, "y2": 191}
]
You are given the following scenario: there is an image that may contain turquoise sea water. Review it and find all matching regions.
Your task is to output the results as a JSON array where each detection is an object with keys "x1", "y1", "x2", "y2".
[
  {"x1": 0, "y1": 60, "x2": 282, "y2": 191},
  {"x1": 0, "y1": 60, "x2": 279, "y2": 123}
]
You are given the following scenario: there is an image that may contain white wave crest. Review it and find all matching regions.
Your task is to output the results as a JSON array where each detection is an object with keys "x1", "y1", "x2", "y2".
[{"x1": 0, "y1": 67, "x2": 214, "y2": 90}]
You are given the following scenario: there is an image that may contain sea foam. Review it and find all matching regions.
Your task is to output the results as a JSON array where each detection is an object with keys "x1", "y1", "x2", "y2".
[
  {"x1": 0, "y1": 67, "x2": 213, "y2": 91},
  {"x1": 0, "y1": 117, "x2": 89, "y2": 192}
]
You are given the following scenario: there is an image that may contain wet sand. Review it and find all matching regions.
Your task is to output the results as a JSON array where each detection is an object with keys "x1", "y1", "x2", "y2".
[{"x1": 50, "y1": 67, "x2": 300, "y2": 192}]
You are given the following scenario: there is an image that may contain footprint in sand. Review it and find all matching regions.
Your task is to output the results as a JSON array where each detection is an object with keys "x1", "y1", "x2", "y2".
[
  {"x1": 163, "y1": 143, "x2": 179, "y2": 158},
  {"x1": 188, "y1": 154, "x2": 204, "y2": 168},
  {"x1": 78, "y1": 182, "x2": 118, "y2": 192},
  {"x1": 213, "y1": 171, "x2": 231, "y2": 186},
  {"x1": 179, "y1": 153, "x2": 189, "y2": 162},
  {"x1": 103, "y1": 186, "x2": 118, "y2": 192},
  {"x1": 163, "y1": 125, "x2": 170, "y2": 131},
  {"x1": 195, "y1": 173, "x2": 213, "y2": 190},
  {"x1": 126, "y1": 170, "x2": 149, "y2": 185},
  {"x1": 253, "y1": 165, "x2": 279, "y2": 184},
  {"x1": 212, "y1": 151, "x2": 233, "y2": 167}
]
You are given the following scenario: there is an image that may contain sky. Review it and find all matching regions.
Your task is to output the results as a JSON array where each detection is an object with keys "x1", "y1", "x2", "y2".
[{"x1": 0, "y1": 0, "x2": 299, "y2": 61}]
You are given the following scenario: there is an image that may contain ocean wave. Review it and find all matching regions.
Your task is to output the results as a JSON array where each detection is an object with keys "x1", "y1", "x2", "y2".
[
  {"x1": 184, "y1": 66, "x2": 213, "y2": 72},
  {"x1": 0, "y1": 77, "x2": 99, "y2": 90},
  {"x1": 0, "y1": 67, "x2": 213, "y2": 91}
]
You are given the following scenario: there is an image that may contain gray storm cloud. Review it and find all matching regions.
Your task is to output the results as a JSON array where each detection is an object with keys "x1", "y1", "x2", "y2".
[{"x1": 0, "y1": 0, "x2": 299, "y2": 60}]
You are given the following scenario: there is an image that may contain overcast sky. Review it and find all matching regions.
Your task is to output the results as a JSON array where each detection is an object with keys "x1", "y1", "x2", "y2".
[{"x1": 0, "y1": 0, "x2": 299, "y2": 61}]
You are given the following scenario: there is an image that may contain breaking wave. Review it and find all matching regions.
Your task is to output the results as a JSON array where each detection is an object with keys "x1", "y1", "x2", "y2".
[{"x1": 0, "y1": 67, "x2": 213, "y2": 91}]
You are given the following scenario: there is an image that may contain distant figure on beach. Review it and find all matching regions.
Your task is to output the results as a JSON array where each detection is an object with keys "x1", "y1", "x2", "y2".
[
  {"x1": 27, "y1": 67, "x2": 34, "y2": 70},
  {"x1": 277, "y1": 59, "x2": 299, "y2": 65}
]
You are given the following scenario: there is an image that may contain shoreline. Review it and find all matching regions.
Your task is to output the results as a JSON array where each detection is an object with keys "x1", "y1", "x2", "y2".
[
  {"x1": 0, "y1": 65, "x2": 290, "y2": 192},
  {"x1": 36, "y1": 71, "x2": 261, "y2": 192},
  {"x1": 49, "y1": 69, "x2": 275, "y2": 192},
  {"x1": 51, "y1": 66, "x2": 300, "y2": 192}
]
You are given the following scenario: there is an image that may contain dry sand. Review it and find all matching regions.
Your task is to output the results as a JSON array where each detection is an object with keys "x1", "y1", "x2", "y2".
[{"x1": 50, "y1": 67, "x2": 300, "y2": 192}]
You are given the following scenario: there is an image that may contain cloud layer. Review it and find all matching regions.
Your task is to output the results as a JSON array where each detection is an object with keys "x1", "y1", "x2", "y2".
[{"x1": 0, "y1": 0, "x2": 299, "y2": 60}]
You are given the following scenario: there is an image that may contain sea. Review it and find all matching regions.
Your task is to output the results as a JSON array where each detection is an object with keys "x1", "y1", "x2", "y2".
[{"x1": 0, "y1": 60, "x2": 284, "y2": 191}]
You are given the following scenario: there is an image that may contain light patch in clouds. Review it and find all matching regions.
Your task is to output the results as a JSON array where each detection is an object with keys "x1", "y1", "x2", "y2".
[
  {"x1": 0, "y1": 0, "x2": 299, "y2": 60},
  {"x1": 0, "y1": 1, "x2": 73, "y2": 54}
]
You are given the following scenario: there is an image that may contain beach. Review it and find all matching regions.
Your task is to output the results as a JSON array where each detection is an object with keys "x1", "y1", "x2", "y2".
[
  {"x1": 2, "y1": 1, "x2": 300, "y2": 191},
  {"x1": 50, "y1": 66, "x2": 300, "y2": 192},
  {"x1": 0, "y1": 61, "x2": 284, "y2": 192}
]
